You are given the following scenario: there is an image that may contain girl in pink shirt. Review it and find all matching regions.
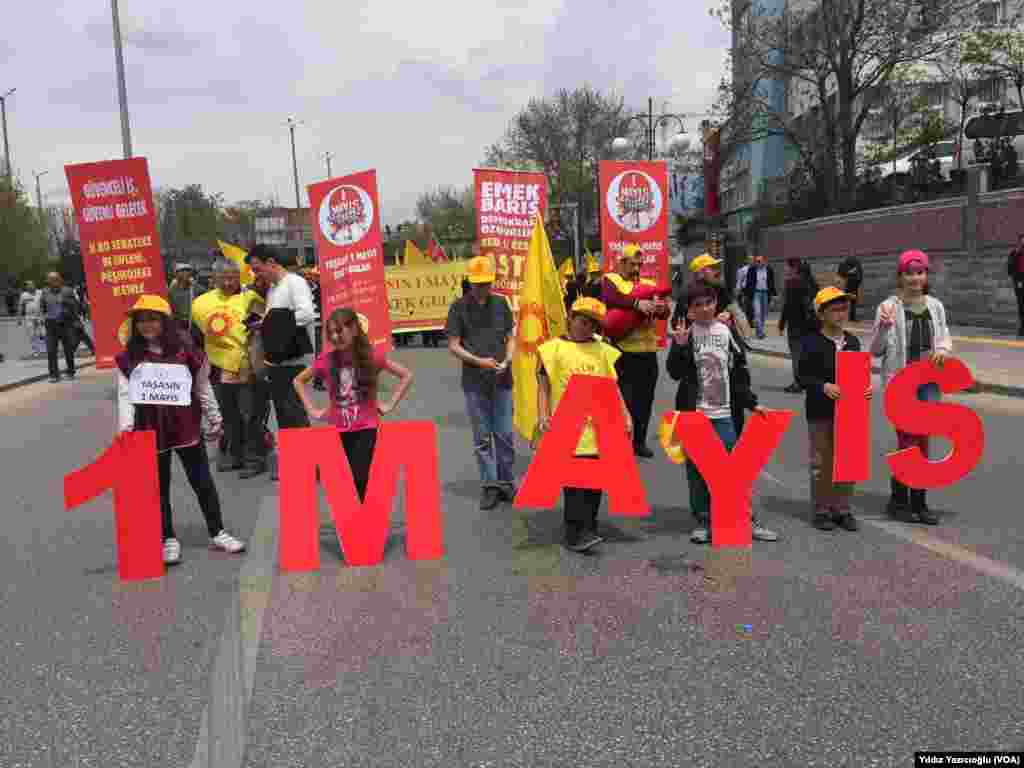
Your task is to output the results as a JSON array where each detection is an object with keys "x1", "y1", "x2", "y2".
[{"x1": 294, "y1": 308, "x2": 413, "y2": 500}]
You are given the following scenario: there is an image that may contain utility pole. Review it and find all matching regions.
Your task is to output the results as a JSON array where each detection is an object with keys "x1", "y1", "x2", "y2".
[
  {"x1": 324, "y1": 151, "x2": 333, "y2": 178},
  {"x1": 1, "y1": 88, "x2": 14, "y2": 184},
  {"x1": 287, "y1": 117, "x2": 301, "y2": 208},
  {"x1": 111, "y1": 0, "x2": 133, "y2": 158}
]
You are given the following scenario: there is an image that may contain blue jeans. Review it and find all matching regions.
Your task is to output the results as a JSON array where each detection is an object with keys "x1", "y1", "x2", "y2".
[
  {"x1": 464, "y1": 386, "x2": 516, "y2": 489},
  {"x1": 685, "y1": 417, "x2": 737, "y2": 524},
  {"x1": 753, "y1": 290, "x2": 770, "y2": 337}
]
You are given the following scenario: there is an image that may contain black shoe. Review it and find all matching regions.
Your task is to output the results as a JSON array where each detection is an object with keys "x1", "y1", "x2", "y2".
[
  {"x1": 634, "y1": 445, "x2": 654, "y2": 459},
  {"x1": 813, "y1": 511, "x2": 836, "y2": 531},
  {"x1": 239, "y1": 462, "x2": 267, "y2": 479},
  {"x1": 217, "y1": 458, "x2": 244, "y2": 473},
  {"x1": 48, "y1": 376, "x2": 60, "y2": 383},
  {"x1": 566, "y1": 531, "x2": 603, "y2": 552},
  {"x1": 496, "y1": 484, "x2": 517, "y2": 503},
  {"x1": 480, "y1": 487, "x2": 501, "y2": 510},
  {"x1": 910, "y1": 490, "x2": 938, "y2": 525},
  {"x1": 833, "y1": 511, "x2": 859, "y2": 531},
  {"x1": 887, "y1": 478, "x2": 909, "y2": 519},
  {"x1": 784, "y1": 383, "x2": 803, "y2": 394}
]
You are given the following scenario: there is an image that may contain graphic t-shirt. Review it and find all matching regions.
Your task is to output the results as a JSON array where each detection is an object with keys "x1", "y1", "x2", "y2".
[
  {"x1": 690, "y1": 321, "x2": 733, "y2": 420},
  {"x1": 536, "y1": 336, "x2": 621, "y2": 456},
  {"x1": 311, "y1": 348, "x2": 386, "y2": 432}
]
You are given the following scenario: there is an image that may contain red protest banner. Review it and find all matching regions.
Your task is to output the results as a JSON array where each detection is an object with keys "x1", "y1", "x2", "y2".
[
  {"x1": 307, "y1": 170, "x2": 393, "y2": 354},
  {"x1": 599, "y1": 160, "x2": 671, "y2": 345},
  {"x1": 473, "y1": 168, "x2": 547, "y2": 319},
  {"x1": 64, "y1": 158, "x2": 166, "y2": 369}
]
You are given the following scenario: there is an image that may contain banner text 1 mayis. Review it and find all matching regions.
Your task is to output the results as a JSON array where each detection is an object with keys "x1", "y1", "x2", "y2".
[
  {"x1": 65, "y1": 158, "x2": 167, "y2": 369},
  {"x1": 307, "y1": 170, "x2": 393, "y2": 353},
  {"x1": 473, "y1": 168, "x2": 547, "y2": 319}
]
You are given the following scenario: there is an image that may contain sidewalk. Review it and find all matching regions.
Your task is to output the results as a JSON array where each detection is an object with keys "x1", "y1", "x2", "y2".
[{"x1": 748, "y1": 312, "x2": 1024, "y2": 398}]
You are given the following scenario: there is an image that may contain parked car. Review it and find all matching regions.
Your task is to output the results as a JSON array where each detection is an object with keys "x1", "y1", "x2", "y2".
[
  {"x1": 964, "y1": 110, "x2": 1024, "y2": 165},
  {"x1": 880, "y1": 141, "x2": 964, "y2": 181}
]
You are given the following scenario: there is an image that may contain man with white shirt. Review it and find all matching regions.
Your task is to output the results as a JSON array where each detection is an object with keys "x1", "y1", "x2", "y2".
[{"x1": 244, "y1": 244, "x2": 314, "y2": 480}]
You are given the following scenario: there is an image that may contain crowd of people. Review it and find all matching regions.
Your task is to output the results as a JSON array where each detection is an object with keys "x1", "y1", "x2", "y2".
[{"x1": 79, "y1": 238, "x2": 953, "y2": 563}]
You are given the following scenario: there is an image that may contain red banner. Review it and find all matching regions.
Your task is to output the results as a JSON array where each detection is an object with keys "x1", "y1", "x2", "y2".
[
  {"x1": 599, "y1": 161, "x2": 670, "y2": 345},
  {"x1": 307, "y1": 170, "x2": 392, "y2": 354},
  {"x1": 64, "y1": 158, "x2": 166, "y2": 369},
  {"x1": 703, "y1": 126, "x2": 721, "y2": 218},
  {"x1": 473, "y1": 168, "x2": 547, "y2": 318}
]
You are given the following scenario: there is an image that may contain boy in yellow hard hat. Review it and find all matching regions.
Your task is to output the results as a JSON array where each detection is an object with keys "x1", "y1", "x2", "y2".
[
  {"x1": 798, "y1": 286, "x2": 873, "y2": 532},
  {"x1": 536, "y1": 297, "x2": 632, "y2": 552},
  {"x1": 445, "y1": 254, "x2": 517, "y2": 510}
]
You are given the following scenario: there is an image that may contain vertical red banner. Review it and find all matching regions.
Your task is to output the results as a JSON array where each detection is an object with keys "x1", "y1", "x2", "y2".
[
  {"x1": 473, "y1": 168, "x2": 548, "y2": 320},
  {"x1": 599, "y1": 160, "x2": 670, "y2": 345},
  {"x1": 64, "y1": 158, "x2": 167, "y2": 369},
  {"x1": 307, "y1": 170, "x2": 393, "y2": 354}
]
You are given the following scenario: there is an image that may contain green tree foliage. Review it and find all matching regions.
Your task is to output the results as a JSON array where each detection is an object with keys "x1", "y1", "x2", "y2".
[
  {"x1": 415, "y1": 185, "x2": 476, "y2": 243},
  {"x1": 0, "y1": 177, "x2": 50, "y2": 281},
  {"x1": 154, "y1": 184, "x2": 225, "y2": 245},
  {"x1": 963, "y1": 27, "x2": 1024, "y2": 113}
]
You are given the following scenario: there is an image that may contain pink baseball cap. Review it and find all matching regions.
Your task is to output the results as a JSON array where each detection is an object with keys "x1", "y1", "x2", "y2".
[{"x1": 898, "y1": 249, "x2": 929, "y2": 273}]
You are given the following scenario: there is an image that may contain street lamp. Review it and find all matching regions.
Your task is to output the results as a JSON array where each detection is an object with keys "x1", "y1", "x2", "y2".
[
  {"x1": 612, "y1": 97, "x2": 702, "y2": 161},
  {"x1": 1, "y1": 87, "x2": 15, "y2": 184},
  {"x1": 324, "y1": 151, "x2": 333, "y2": 178},
  {"x1": 286, "y1": 116, "x2": 303, "y2": 209},
  {"x1": 111, "y1": 0, "x2": 133, "y2": 158}
]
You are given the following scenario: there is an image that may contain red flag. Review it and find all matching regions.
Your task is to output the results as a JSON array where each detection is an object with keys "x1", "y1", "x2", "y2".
[{"x1": 427, "y1": 235, "x2": 447, "y2": 263}]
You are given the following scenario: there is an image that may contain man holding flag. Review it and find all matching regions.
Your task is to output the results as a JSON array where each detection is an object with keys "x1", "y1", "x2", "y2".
[{"x1": 446, "y1": 253, "x2": 518, "y2": 510}]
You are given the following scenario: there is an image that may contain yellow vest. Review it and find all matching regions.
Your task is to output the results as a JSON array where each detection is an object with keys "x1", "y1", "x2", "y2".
[
  {"x1": 604, "y1": 273, "x2": 659, "y2": 353},
  {"x1": 191, "y1": 289, "x2": 260, "y2": 373},
  {"x1": 537, "y1": 336, "x2": 621, "y2": 456}
]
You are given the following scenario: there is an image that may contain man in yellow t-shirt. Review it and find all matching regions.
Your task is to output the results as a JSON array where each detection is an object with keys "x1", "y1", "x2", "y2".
[
  {"x1": 536, "y1": 297, "x2": 633, "y2": 553},
  {"x1": 191, "y1": 258, "x2": 262, "y2": 471},
  {"x1": 600, "y1": 244, "x2": 669, "y2": 459}
]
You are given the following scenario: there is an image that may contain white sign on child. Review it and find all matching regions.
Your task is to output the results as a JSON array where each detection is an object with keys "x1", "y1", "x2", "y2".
[{"x1": 129, "y1": 363, "x2": 193, "y2": 406}]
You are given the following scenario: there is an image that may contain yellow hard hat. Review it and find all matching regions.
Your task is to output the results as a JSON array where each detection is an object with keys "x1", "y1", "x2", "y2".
[
  {"x1": 128, "y1": 294, "x2": 172, "y2": 317},
  {"x1": 621, "y1": 243, "x2": 643, "y2": 261},
  {"x1": 570, "y1": 297, "x2": 606, "y2": 324},
  {"x1": 814, "y1": 285, "x2": 855, "y2": 312},
  {"x1": 466, "y1": 254, "x2": 497, "y2": 284},
  {"x1": 689, "y1": 253, "x2": 722, "y2": 273}
]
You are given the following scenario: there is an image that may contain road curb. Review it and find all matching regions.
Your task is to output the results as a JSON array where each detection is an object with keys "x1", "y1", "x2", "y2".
[
  {"x1": 0, "y1": 362, "x2": 98, "y2": 394},
  {"x1": 747, "y1": 346, "x2": 1024, "y2": 399}
]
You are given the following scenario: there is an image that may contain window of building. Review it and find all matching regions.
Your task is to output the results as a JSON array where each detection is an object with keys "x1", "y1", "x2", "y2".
[{"x1": 977, "y1": 1, "x2": 1001, "y2": 25}]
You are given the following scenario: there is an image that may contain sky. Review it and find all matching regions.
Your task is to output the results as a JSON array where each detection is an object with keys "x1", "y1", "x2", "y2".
[{"x1": 3, "y1": 1, "x2": 729, "y2": 225}]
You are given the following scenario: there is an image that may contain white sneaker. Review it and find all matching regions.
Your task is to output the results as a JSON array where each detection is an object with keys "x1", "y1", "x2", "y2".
[
  {"x1": 752, "y1": 523, "x2": 779, "y2": 542},
  {"x1": 162, "y1": 538, "x2": 182, "y2": 565},
  {"x1": 210, "y1": 530, "x2": 246, "y2": 554},
  {"x1": 690, "y1": 527, "x2": 710, "y2": 545}
]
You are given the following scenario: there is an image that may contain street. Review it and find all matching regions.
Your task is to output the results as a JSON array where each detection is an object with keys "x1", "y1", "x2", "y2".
[{"x1": 1, "y1": 347, "x2": 1022, "y2": 767}]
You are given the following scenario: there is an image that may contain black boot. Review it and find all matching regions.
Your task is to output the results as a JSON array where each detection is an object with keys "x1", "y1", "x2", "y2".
[
  {"x1": 910, "y1": 489, "x2": 939, "y2": 525},
  {"x1": 887, "y1": 477, "x2": 909, "y2": 519}
]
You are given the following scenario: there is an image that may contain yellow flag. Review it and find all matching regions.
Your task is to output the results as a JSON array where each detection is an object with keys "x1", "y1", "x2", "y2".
[
  {"x1": 513, "y1": 212, "x2": 568, "y2": 442},
  {"x1": 404, "y1": 240, "x2": 430, "y2": 266},
  {"x1": 217, "y1": 240, "x2": 255, "y2": 286},
  {"x1": 585, "y1": 251, "x2": 600, "y2": 275}
]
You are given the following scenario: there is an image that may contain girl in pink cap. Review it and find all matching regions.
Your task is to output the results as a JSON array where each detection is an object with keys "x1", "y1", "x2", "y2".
[{"x1": 869, "y1": 249, "x2": 952, "y2": 525}]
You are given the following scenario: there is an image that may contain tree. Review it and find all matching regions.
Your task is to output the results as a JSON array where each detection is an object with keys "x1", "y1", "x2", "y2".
[
  {"x1": 55, "y1": 238, "x2": 84, "y2": 285},
  {"x1": 415, "y1": 185, "x2": 476, "y2": 243},
  {"x1": 864, "y1": 64, "x2": 931, "y2": 172},
  {"x1": 222, "y1": 199, "x2": 273, "y2": 245},
  {"x1": 717, "y1": 0, "x2": 983, "y2": 210},
  {"x1": 484, "y1": 86, "x2": 628, "y2": 237},
  {"x1": 964, "y1": 26, "x2": 1024, "y2": 113},
  {"x1": 934, "y1": 37, "x2": 984, "y2": 169},
  {"x1": 155, "y1": 184, "x2": 225, "y2": 246},
  {"x1": 0, "y1": 177, "x2": 50, "y2": 281}
]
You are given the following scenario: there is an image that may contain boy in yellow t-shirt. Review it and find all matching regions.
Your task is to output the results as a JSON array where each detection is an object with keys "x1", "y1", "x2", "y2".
[{"x1": 536, "y1": 297, "x2": 633, "y2": 553}]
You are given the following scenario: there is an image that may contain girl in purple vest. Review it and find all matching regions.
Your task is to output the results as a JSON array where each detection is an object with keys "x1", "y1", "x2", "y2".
[{"x1": 116, "y1": 295, "x2": 246, "y2": 565}]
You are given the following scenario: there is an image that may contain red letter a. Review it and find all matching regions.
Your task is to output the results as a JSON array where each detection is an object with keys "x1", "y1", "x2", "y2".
[
  {"x1": 676, "y1": 410, "x2": 793, "y2": 547},
  {"x1": 514, "y1": 375, "x2": 648, "y2": 516},
  {"x1": 277, "y1": 422, "x2": 444, "y2": 571},
  {"x1": 884, "y1": 358, "x2": 985, "y2": 489}
]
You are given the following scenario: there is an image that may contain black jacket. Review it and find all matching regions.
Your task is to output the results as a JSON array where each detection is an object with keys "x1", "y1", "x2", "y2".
[
  {"x1": 743, "y1": 264, "x2": 776, "y2": 301},
  {"x1": 797, "y1": 330, "x2": 861, "y2": 422},
  {"x1": 838, "y1": 257, "x2": 863, "y2": 290},
  {"x1": 1009, "y1": 248, "x2": 1024, "y2": 280},
  {"x1": 778, "y1": 277, "x2": 818, "y2": 337},
  {"x1": 666, "y1": 323, "x2": 758, "y2": 435}
]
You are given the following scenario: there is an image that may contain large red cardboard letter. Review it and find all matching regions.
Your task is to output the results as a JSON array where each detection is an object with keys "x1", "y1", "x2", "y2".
[
  {"x1": 64, "y1": 431, "x2": 163, "y2": 581},
  {"x1": 884, "y1": 358, "x2": 984, "y2": 489},
  {"x1": 833, "y1": 351, "x2": 872, "y2": 483},
  {"x1": 676, "y1": 410, "x2": 793, "y2": 548},
  {"x1": 514, "y1": 375, "x2": 648, "y2": 515},
  {"x1": 278, "y1": 422, "x2": 444, "y2": 571}
]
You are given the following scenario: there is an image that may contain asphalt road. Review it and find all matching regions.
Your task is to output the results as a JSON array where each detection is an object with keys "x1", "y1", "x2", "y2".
[{"x1": 1, "y1": 347, "x2": 1022, "y2": 767}]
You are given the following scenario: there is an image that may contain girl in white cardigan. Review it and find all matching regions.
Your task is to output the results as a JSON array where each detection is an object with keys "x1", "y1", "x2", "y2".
[{"x1": 869, "y1": 249, "x2": 952, "y2": 525}]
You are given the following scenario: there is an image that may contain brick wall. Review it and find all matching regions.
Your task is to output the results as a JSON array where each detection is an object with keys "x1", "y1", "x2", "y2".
[{"x1": 760, "y1": 189, "x2": 1024, "y2": 330}]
